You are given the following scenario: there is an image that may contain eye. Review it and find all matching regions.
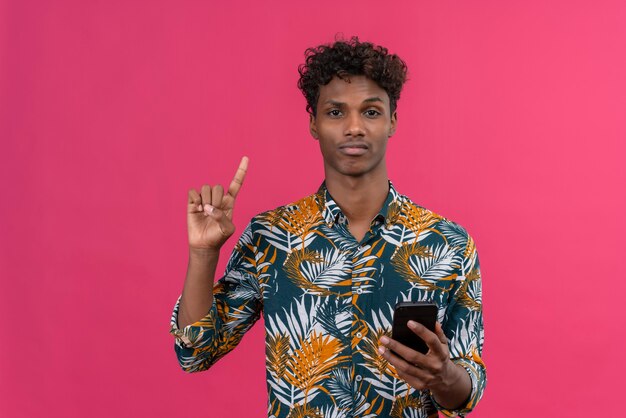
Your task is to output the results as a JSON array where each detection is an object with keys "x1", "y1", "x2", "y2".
[
  {"x1": 327, "y1": 109, "x2": 342, "y2": 117},
  {"x1": 364, "y1": 109, "x2": 381, "y2": 117}
]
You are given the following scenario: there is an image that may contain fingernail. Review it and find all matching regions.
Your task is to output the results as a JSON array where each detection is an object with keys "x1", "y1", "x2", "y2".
[
  {"x1": 378, "y1": 346, "x2": 386, "y2": 355},
  {"x1": 197, "y1": 205, "x2": 203, "y2": 212},
  {"x1": 380, "y1": 336, "x2": 390, "y2": 345},
  {"x1": 204, "y1": 204, "x2": 214, "y2": 214},
  {"x1": 407, "y1": 320, "x2": 419, "y2": 329}
]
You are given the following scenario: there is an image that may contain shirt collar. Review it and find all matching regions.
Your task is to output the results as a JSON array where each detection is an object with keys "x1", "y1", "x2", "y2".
[{"x1": 316, "y1": 181, "x2": 400, "y2": 228}]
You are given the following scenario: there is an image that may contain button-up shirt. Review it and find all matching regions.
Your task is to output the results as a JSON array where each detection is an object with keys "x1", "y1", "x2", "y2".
[{"x1": 170, "y1": 182, "x2": 486, "y2": 417}]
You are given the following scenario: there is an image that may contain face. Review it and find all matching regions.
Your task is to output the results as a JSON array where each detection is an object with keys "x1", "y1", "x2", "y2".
[{"x1": 310, "y1": 75, "x2": 397, "y2": 180}]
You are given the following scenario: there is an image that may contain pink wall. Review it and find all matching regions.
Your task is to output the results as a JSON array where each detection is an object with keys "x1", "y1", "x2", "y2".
[{"x1": 2, "y1": 1, "x2": 625, "y2": 416}]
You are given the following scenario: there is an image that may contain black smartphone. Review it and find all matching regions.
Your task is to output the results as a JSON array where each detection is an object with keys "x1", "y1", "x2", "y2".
[{"x1": 391, "y1": 302, "x2": 438, "y2": 354}]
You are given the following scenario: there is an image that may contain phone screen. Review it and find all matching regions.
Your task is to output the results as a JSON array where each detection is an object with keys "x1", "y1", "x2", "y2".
[{"x1": 391, "y1": 302, "x2": 438, "y2": 354}]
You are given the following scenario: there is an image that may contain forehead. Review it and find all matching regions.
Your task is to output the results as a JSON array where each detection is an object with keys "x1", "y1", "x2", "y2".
[{"x1": 318, "y1": 75, "x2": 389, "y2": 105}]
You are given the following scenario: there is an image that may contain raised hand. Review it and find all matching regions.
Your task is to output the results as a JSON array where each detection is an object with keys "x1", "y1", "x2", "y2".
[{"x1": 187, "y1": 157, "x2": 248, "y2": 251}]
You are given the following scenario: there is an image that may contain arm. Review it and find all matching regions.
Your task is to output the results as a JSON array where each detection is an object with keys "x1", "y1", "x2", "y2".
[
  {"x1": 435, "y1": 241, "x2": 486, "y2": 414},
  {"x1": 178, "y1": 249, "x2": 220, "y2": 328},
  {"x1": 171, "y1": 157, "x2": 263, "y2": 372},
  {"x1": 170, "y1": 222, "x2": 262, "y2": 372},
  {"x1": 379, "y1": 233, "x2": 486, "y2": 415},
  {"x1": 177, "y1": 156, "x2": 248, "y2": 328}
]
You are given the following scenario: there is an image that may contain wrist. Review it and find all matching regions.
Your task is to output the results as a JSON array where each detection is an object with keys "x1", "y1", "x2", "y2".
[
  {"x1": 430, "y1": 360, "x2": 464, "y2": 394},
  {"x1": 188, "y1": 247, "x2": 220, "y2": 260}
]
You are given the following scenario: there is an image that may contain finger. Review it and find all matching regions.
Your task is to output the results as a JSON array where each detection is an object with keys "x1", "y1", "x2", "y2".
[
  {"x1": 200, "y1": 184, "x2": 212, "y2": 214},
  {"x1": 378, "y1": 345, "x2": 430, "y2": 389},
  {"x1": 408, "y1": 321, "x2": 446, "y2": 356},
  {"x1": 188, "y1": 189, "x2": 203, "y2": 212},
  {"x1": 207, "y1": 207, "x2": 235, "y2": 237},
  {"x1": 379, "y1": 335, "x2": 428, "y2": 368},
  {"x1": 211, "y1": 185, "x2": 224, "y2": 208},
  {"x1": 227, "y1": 156, "x2": 248, "y2": 199},
  {"x1": 434, "y1": 322, "x2": 448, "y2": 345},
  {"x1": 222, "y1": 194, "x2": 235, "y2": 217}
]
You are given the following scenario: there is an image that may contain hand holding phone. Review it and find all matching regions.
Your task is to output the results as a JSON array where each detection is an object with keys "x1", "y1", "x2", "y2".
[{"x1": 383, "y1": 303, "x2": 472, "y2": 409}]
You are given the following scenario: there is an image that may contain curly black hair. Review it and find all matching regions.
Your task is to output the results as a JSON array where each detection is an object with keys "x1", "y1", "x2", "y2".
[{"x1": 297, "y1": 36, "x2": 408, "y2": 116}]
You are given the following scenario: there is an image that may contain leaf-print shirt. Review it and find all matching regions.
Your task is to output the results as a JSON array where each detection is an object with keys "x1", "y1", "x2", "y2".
[{"x1": 170, "y1": 182, "x2": 486, "y2": 418}]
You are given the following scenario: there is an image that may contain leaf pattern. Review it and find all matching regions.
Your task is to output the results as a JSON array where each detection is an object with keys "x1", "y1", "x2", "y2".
[
  {"x1": 391, "y1": 242, "x2": 458, "y2": 291},
  {"x1": 267, "y1": 332, "x2": 290, "y2": 380},
  {"x1": 284, "y1": 331, "x2": 349, "y2": 397},
  {"x1": 170, "y1": 182, "x2": 486, "y2": 417}
]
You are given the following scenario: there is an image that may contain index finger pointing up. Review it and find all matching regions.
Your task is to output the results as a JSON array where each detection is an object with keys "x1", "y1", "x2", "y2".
[{"x1": 227, "y1": 156, "x2": 249, "y2": 198}]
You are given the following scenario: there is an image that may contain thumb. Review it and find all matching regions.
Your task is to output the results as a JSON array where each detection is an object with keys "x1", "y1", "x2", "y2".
[{"x1": 204, "y1": 204, "x2": 235, "y2": 237}]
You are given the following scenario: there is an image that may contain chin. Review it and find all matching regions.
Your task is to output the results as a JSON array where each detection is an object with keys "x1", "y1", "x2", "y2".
[
  {"x1": 326, "y1": 159, "x2": 382, "y2": 179},
  {"x1": 338, "y1": 167, "x2": 372, "y2": 178}
]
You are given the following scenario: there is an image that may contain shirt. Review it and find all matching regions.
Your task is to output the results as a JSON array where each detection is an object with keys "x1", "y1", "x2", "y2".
[{"x1": 170, "y1": 182, "x2": 486, "y2": 418}]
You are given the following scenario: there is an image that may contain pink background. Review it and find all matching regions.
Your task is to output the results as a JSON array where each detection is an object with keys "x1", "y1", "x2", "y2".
[{"x1": 2, "y1": 0, "x2": 625, "y2": 416}]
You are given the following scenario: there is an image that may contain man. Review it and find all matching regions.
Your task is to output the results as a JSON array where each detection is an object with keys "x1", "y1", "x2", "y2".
[{"x1": 171, "y1": 37, "x2": 486, "y2": 417}]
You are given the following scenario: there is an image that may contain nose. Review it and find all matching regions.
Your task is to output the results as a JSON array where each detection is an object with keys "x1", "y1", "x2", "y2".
[{"x1": 344, "y1": 112, "x2": 365, "y2": 137}]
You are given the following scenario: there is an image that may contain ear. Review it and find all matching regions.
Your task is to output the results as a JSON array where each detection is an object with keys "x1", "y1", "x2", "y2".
[
  {"x1": 389, "y1": 111, "x2": 398, "y2": 137},
  {"x1": 309, "y1": 114, "x2": 319, "y2": 140}
]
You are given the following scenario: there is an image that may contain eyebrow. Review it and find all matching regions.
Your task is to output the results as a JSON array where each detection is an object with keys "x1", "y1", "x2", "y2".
[{"x1": 323, "y1": 97, "x2": 385, "y2": 106}]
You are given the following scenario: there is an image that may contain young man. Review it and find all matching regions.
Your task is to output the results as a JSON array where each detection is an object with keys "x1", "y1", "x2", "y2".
[{"x1": 171, "y1": 37, "x2": 486, "y2": 417}]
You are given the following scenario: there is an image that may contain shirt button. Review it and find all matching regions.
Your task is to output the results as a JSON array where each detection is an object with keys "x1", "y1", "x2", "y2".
[
  {"x1": 356, "y1": 288, "x2": 363, "y2": 295},
  {"x1": 356, "y1": 332, "x2": 362, "y2": 338},
  {"x1": 355, "y1": 375, "x2": 362, "y2": 382}
]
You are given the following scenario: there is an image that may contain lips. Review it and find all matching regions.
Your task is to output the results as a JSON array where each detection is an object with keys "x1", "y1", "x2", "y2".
[{"x1": 339, "y1": 142, "x2": 368, "y2": 156}]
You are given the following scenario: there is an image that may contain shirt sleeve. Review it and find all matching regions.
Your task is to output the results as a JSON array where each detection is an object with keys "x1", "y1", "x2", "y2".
[
  {"x1": 169, "y1": 222, "x2": 263, "y2": 373},
  {"x1": 432, "y1": 231, "x2": 486, "y2": 416}
]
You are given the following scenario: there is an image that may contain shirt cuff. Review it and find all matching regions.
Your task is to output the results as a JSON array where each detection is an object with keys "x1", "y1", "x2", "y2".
[
  {"x1": 430, "y1": 357, "x2": 483, "y2": 417},
  {"x1": 169, "y1": 295, "x2": 218, "y2": 349}
]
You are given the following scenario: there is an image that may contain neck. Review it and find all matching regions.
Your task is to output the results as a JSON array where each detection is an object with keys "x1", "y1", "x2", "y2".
[{"x1": 324, "y1": 170, "x2": 390, "y2": 224}]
